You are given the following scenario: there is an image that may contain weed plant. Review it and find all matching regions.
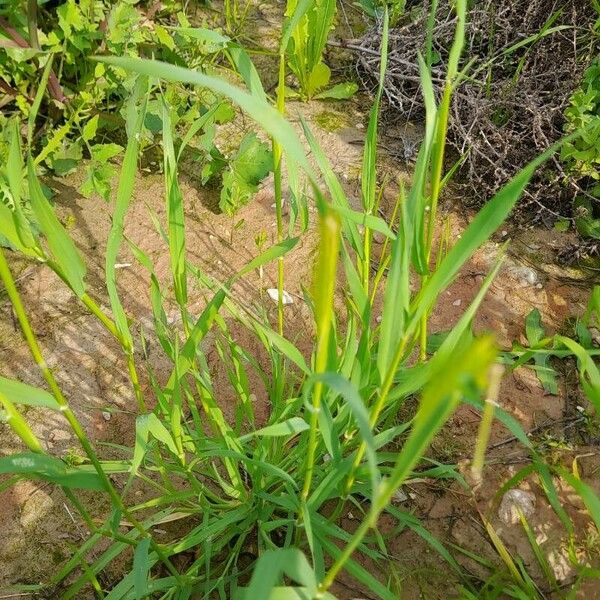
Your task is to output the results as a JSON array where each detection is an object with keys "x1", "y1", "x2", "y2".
[{"x1": 0, "y1": 1, "x2": 599, "y2": 599}]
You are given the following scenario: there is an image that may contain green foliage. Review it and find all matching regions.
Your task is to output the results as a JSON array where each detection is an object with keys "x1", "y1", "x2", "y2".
[
  {"x1": 285, "y1": 0, "x2": 357, "y2": 100},
  {"x1": 524, "y1": 308, "x2": 559, "y2": 394},
  {"x1": 562, "y1": 59, "x2": 600, "y2": 182},
  {"x1": 562, "y1": 59, "x2": 600, "y2": 238},
  {"x1": 0, "y1": 2, "x2": 265, "y2": 210},
  {"x1": 356, "y1": 0, "x2": 407, "y2": 26},
  {"x1": 219, "y1": 133, "x2": 273, "y2": 215}
]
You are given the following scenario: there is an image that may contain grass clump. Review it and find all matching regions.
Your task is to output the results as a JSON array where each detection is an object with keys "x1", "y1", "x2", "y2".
[{"x1": 0, "y1": 1, "x2": 599, "y2": 599}]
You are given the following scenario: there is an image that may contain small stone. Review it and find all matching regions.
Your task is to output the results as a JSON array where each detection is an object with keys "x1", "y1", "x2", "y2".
[
  {"x1": 347, "y1": 511, "x2": 355, "y2": 520},
  {"x1": 508, "y1": 264, "x2": 538, "y2": 286},
  {"x1": 376, "y1": 315, "x2": 383, "y2": 324},
  {"x1": 498, "y1": 489, "x2": 536, "y2": 525},
  {"x1": 356, "y1": 123, "x2": 364, "y2": 129},
  {"x1": 391, "y1": 489, "x2": 409, "y2": 504},
  {"x1": 548, "y1": 548, "x2": 576, "y2": 583},
  {"x1": 536, "y1": 283, "x2": 543, "y2": 289},
  {"x1": 267, "y1": 288, "x2": 293, "y2": 305},
  {"x1": 323, "y1": 453, "x2": 331, "y2": 463},
  {"x1": 452, "y1": 299, "x2": 462, "y2": 307},
  {"x1": 501, "y1": 230, "x2": 508, "y2": 237},
  {"x1": 102, "y1": 411, "x2": 111, "y2": 421}
]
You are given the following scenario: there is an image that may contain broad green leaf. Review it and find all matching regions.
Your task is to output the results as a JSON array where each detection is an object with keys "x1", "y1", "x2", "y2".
[
  {"x1": 0, "y1": 202, "x2": 37, "y2": 257},
  {"x1": 133, "y1": 538, "x2": 151, "y2": 599},
  {"x1": 220, "y1": 133, "x2": 273, "y2": 215},
  {"x1": 82, "y1": 115, "x2": 99, "y2": 142},
  {"x1": 0, "y1": 376, "x2": 61, "y2": 410},
  {"x1": 280, "y1": 0, "x2": 314, "y2": 55},
  {"x1": 90, "y1": 143, "x2": 123, "y2": 162},
  {"x1": 238, "y1": 417, "x2": 309, "y2": 441},
  {"x1": 314, "y1": 82, "x2": 358, "y2": 100},
  {"x1": 27, "y1": 158, "x2": 87, "y2": 297},
  {"x1": 94, "y1": 56, "x2": 313, "y2": 177},
  {"x1": 306, "y1": 62, "x2": 331, "y2": 97}
]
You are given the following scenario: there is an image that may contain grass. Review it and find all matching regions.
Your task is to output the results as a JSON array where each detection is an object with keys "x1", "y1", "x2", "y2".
[{"x1": 0, "y1": 1, "x2": 599, "y2": 599}]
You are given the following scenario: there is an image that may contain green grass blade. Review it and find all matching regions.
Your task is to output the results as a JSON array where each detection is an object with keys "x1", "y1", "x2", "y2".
[
  {"x1": 0, "y1": 376, "x2": 61, "y2": 410},
  {"x1": 242, "y1": 548, "x2": 318, "y2": 600},
  {"x1": 105, "y1": 76, "x2": 148, "y2": 345},
  {"x1": 236, "y1": 237, "x2": 299, "y2": 278},
  {"x1": 411, "y1": 147, "x2": 558, "y2": 327},
  {"x1": 27, "y1": 158, "x2": 86, "y2": 297},
  {"x1": 133, "y1": 538, "x2": 151, "y2": 600},
  {"x1": 94, "y1": 56, "x2": 313, "y2": 178},
  {"x1": 162, "y1": 99, "x2": 188, "y2": 310}
]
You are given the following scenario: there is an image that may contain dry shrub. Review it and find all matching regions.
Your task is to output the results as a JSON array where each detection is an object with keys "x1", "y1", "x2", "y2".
[{"x1": 355, "y1": 0, "x2": 598, "y2": 225}]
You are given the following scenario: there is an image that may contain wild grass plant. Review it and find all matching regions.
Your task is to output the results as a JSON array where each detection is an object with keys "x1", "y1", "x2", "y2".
[{"x1": 1, "y1": 1, "x2": 600, "y2": 599}]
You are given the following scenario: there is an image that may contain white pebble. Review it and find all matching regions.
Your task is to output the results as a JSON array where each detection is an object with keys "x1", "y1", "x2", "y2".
[
  {"x1": 498, "y1": 489, "x2": 536, "y2": 525},
  {"x1": 452, "y1": 299, "x2": 462, "y2": 307},
  {"x1": 267, "y1": 288, "x2": 294, "y2": 305},
  {"x1": 102, "y1": 411, "x2": 111, "y2": 421},
  {"x1": 391, "y1": 489, "x2": 409, "y2": 504}
]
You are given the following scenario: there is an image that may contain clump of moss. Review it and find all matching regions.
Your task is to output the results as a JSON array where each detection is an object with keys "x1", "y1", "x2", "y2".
[{"x1": 314, "y1": 110, "x2": 349, "y2": 132}]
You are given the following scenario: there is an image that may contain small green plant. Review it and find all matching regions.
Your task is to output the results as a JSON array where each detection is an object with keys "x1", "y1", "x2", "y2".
[
  {"x1": 202, "y1": 131, "x2": 273, "y2": 216},
  {"x1": 285, "y1": 0, "x2": 357, "y2": 100},
  {"x1": 562, "y1": 58, "x2": 600, "y2": 239},
  {"x1": 224, "y1": 0, "x2": 253, "y2": 35}
]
